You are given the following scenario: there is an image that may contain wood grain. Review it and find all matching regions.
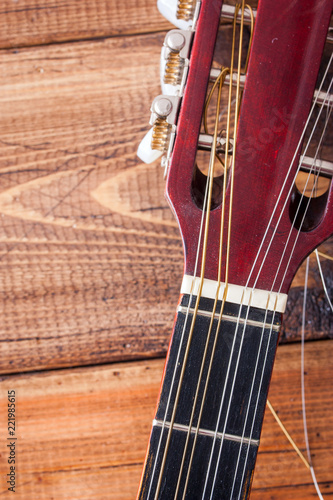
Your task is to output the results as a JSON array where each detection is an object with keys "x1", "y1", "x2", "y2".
[
  {"x1": 0, "y1": 0, "x2": 171, "y2": 49},
  {"x1": 0, "y1": 340, "x2": 331, "y2": 499},
  {"x1": 0, "y1": 2, "x2": 331, "y2": 500},
  {"x1": 0, "y1": 34, "x2": 332, "y2": 374},
  {"x1": 0, "y1": 0, "x2": 261, "y2": 50}
]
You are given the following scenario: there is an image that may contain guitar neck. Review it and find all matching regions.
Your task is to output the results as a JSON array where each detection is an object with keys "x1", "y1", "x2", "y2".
[{"x1": 138, "y1": 281, "x2": 282, "y2": 499}]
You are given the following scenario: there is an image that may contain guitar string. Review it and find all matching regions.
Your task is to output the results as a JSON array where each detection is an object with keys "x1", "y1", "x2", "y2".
[
  {"x1": 204, "y1": 40, "x2": 333, "y2": 499},
  {"x1": 154, "y1": 70, "x2": 223, "y2": 498},
  {"x1": 145, "y1": 33, "x2": 218, "y2": 494},
  {"x1": 238, "y1": 100, "x2": 332, "y2": 499},
  {"x1": 145, "y1": 122, "x2": 215, "y2": 500},
  {"x1": 266, "y1": 399, "x2": 311, "y2": 470},
  {"x1": 230, "y1": 71, "x2": 333, "y2": 500},
  {"x1": 271, "y1": 99, "x2": 333, "y2": 295},
  {"x1": 148, "y1": 4, "x2": 251, "y2": 496},
  {"x1": 203, "y1": 12, "x2": 333, "y2": 499},
  {"x1": 176, "y1": 5, "x2": 253, "y2": 497},
  {"x1": 302, "y1": 250, "x2": 333, "y2": 499},
  {"x1": 301, "y1": 257, "x2": 325, "y2": 500},
  {"x1": 231, "y1": 79, "x2": 333, "y2": 499},
  {"x1": 153, "y1": 6, "x2": 248, "y2": 496},
  {"x1": 315, "y1": 249, "x2": 333, "y2": 312},
  {"x1": 151, "y1": 33, "x2": 227, "y2": 499},
  {"x1": 172, "y1": 66, "x2": 231, "y2": 500},
  {"x1": 303, "y1": 127, "x2": 330, "y2": 500},
  {"x1": 146, "y1": 96, "x2": 222, "y2": 499},
  {"x1": 239, "y1": 57, "x2": 333, "y2": 500},
  {"x1": 240, "y1": 50, "x2": 333, "y2": 292},
  {"x1": 195, "y1": 3, "x2": 255, "y2": 497},
  {"x1": 317, "y1": 250, "x2": 333, "y2": 261}
]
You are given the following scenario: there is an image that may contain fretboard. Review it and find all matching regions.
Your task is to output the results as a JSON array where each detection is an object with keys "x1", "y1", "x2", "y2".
[{"x1": 138, "y1": 291, "x2": 282, "y2": 500}]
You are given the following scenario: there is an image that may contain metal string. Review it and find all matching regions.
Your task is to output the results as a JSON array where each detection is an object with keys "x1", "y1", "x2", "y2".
[
  {"x1": 177, "y1": 4, "x2": 253, "y2": 495},
  {"x1": 145, "y1": 133, "x2": 215, "y2": 500},
  {"x1": 149, "y1": 4, "x2": 253, "y2": 496},
  {"x1": 241, "y1": 51, "x2": 333, "y2": 292},
  {"x1": 302, "y1": 257, "x2": 325, "y2": 500},
  {"x1": 148, "y1": 34, "x2": 229, "y2": 500},
  {"x1": 198, "y1": 4, "x2": 254, "y2": 498},
  {"x1": 175, "y1": 5, "x2": 254, "y2": 497},
  {"x1": 232, "y1": 72, "x2": 333, "y2": 500},
  {"x1": 173, "y1": 67, "x2": 231, "y2": 500},
  {"x1": 204, "y1": 46, "x2": 333, "y2": 500},
  {"x1": 315, "y1": 249, "x2": 333, "y2": 312}
]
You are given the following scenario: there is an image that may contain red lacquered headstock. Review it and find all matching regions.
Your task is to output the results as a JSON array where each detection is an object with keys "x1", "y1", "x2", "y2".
[{"x1": 163, "y1": 0, "x2": 333, "y2": 295}]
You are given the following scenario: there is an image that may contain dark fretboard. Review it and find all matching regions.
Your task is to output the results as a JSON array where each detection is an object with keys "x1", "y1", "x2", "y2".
[{"x1": 138, "y1": 293, "x2": 282, "y2": 500}]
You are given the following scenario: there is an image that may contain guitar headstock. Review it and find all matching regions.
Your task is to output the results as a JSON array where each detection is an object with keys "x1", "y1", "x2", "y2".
[{"x1": 138, "y1": 0, "x2": 333, "y2": 297}]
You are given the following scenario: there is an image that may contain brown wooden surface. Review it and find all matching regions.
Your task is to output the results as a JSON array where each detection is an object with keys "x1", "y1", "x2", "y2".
[
  {"x1": 0, "y1": 0, "x2": 172, "y2": 48},
  {"x1": 0, "y1": 1, "x2": 332, "y2": 498}
]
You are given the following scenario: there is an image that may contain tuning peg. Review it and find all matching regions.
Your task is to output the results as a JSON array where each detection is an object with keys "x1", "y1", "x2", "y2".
[
  {"x1": 137, "y1": 128, "x2": 164, "y2": 164},
  {"x1": 158, "y1": 1, "x2": 256, "y2": 29},
  {"x1": 160, "y1": 29, "x2": 192, "y2": 95},
  {"x1": 157, "y1": 0, "x2": 200, "y2": 29},
  {"x1": 138, "y1": 95, "x2": 180, "y2": 168},
  {"x1": 149, "y1": 95, "x2": 180, "y2": 127}
]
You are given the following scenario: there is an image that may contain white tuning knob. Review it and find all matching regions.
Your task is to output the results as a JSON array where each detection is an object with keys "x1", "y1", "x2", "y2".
[
  {"x1": 137, "y1": 128, "x2": 163, "y2": 164},
  {"x1": 157, "y1": 0, "x2": 193, "y2": 29}
]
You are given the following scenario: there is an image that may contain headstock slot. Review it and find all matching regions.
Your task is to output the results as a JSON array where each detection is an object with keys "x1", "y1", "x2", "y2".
[
  {"x1": 191, "y1": 3, "x2": 254, "y2": 215},
  {"x1": 290, "y1": 183, "x2": 330, "y2": 233},
  {"x1": 191, "y1": 151, "x2": 225, "y2": 211},
  {"x1": 290, "y1": 34, "x2": 333, "y2": 231}
]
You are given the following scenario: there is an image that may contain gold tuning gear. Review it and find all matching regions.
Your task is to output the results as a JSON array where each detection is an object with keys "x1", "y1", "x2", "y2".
[
  {"x1": 149, "y1": 95, "x2": 180, "y2": 155},
  {"x1": 151, "y1": 118, "x2": 172, "y2": 152},
  {"x1": 164, "y1": 51, "x2": 185, "y2": 85},
  {"x1": 176, "y1": 0, "x2": 195, "y2": 21},
  {"x1": 162, "y1": 30, "x2": 192, "y2": 89}
]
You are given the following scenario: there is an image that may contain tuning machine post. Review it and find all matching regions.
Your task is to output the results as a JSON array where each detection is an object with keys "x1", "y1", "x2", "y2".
[
  {"x1": 157, "y1": 0, "x2": 201, "y2": 30},
  {"x1": 161, "y1": 29, "x2": 193, "y2": 95},
  {"x1": 158, "y1": 0, "x2": 255, "y2": 27},
  {"x1": 137, "y1": 95, "x2": 181, "y2": 176}
]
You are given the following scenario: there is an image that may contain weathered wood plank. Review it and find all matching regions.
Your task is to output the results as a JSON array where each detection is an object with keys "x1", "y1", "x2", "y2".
[
  {"x1": 0, "y1": 0, "x2": 172, "y2": 49},
  {"x1": 0, "y1": 0, "x2": 261, "y2": 50},
  {"x1": 0, "y1": 35, "x2": 331, "y2": 374},
  {"x1": 0, "y1": 340, "x2": 332, "y2": 498}
]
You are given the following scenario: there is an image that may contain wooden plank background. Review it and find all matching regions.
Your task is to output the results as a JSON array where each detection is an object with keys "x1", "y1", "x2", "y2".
[{"x1": 0, "y1": 0, "x2": 332, "y2": 498}]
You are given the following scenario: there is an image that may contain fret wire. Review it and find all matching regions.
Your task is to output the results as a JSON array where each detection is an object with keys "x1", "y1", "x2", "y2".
[
  {"x1": 147, "y1": 298, "x2": 280, "y2": 498},
  {"x1": 152, "y1": 419, "x2": 260, "y2": 447},
  {"x1": 177, "y1": 305, "x2": 281, "y2": 332}
]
